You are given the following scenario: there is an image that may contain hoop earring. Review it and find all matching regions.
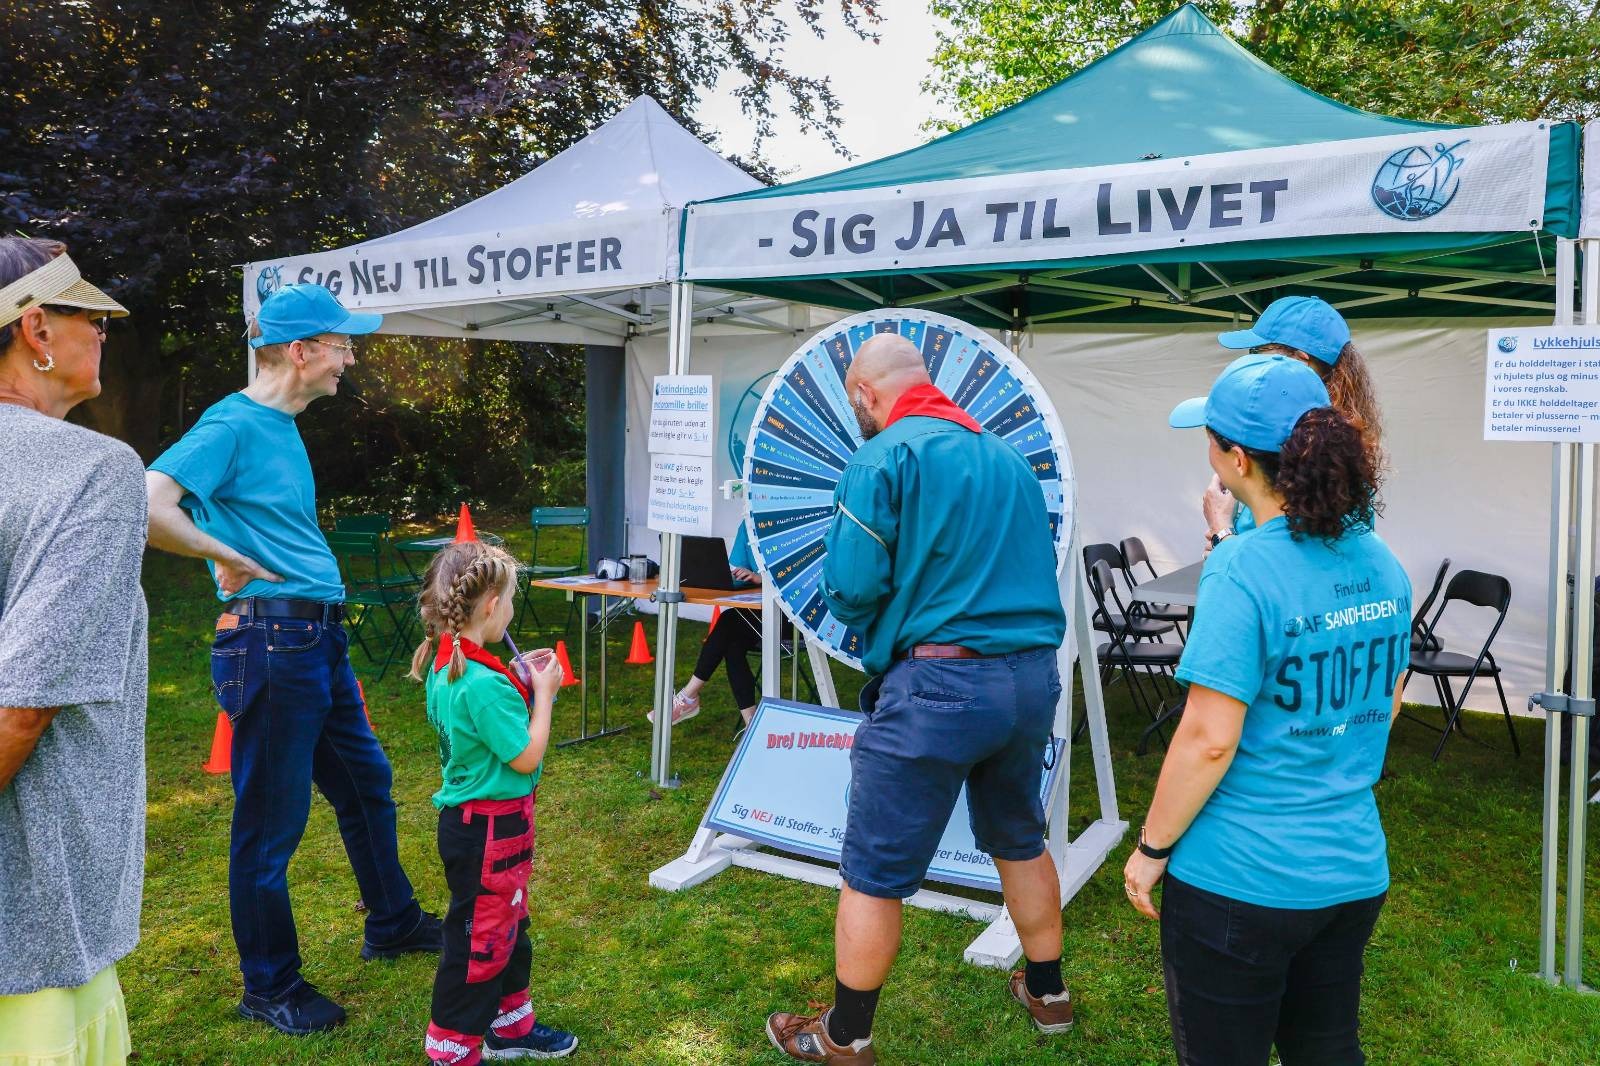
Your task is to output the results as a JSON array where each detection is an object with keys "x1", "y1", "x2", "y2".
[{"x1": 32, "y1": 352, "x2": 55, "y2": 373}]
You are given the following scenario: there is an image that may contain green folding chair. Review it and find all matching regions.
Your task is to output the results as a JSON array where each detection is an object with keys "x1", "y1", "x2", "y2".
[
  {"x1": 517, "y1": 506, "x2": 589, "y2": 635},
  {"x1": 327, "y1": 530, "x2": 420, "y2": 678}
]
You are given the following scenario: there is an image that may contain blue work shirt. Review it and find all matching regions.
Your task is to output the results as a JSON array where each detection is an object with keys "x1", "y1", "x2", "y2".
[
  {"x1": 820, "y1": 415, "x2": 1065, "y2": 675},
  {"x1": 1171, "y1": 516, "x2": 1411, "y2": 908},
  {"x1": 149, "y1": 392, "x2": 344, "y2": 603}
]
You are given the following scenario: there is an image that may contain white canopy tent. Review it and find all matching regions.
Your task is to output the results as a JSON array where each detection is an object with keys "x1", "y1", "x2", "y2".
[{"x1": 241, "y1": 95, "x2": 777, "y2": 345}]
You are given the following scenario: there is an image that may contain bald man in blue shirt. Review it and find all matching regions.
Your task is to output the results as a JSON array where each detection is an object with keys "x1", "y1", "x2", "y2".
[{"x1": 766, "y1": 335, "x2": 1072, "y2": 1064}]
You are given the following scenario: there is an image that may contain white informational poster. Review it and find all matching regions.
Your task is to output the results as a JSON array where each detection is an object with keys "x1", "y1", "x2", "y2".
[
  {"x1": 648, "y1": 375, "x2": 715, "y2": 456},
  {"x1": 648, "y1": 454, "x2": 715, "y2": 535},
  {"x1": 1483, "y1": 327, "x2": 1600, "y2": 442},
  {"x1": 704, "y1": 698, "x2": 1065, "y2": 893}
]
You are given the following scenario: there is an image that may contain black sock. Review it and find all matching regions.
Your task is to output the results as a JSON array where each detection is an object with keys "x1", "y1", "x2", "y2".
[
  {"x1": 827, "y1": 979, "x2": 881, "y2": 1045},
  {"x1": 1025, "y1": 957, "x2": 1065, "y2": 999}
]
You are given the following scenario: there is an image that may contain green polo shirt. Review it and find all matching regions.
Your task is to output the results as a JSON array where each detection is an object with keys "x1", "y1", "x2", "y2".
[
  {"x1": 820, "y1": 415, "x2": 1066, "y2": 675},
  {"x1": 425, "y1": 658, "x2": 540, "y2": 809}
]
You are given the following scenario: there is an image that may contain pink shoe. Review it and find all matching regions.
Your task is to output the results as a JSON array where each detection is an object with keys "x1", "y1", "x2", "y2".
[{"x1": 646, "y1": 690, "x2": 700, "y2": 725}]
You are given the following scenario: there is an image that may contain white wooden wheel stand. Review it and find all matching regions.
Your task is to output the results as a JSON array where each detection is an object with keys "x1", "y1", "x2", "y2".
[{"x1": 650, "y1": 520, "x2": 1126, "y2": 969}]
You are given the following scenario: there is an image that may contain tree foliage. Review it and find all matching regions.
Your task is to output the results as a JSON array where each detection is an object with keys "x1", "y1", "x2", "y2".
[
  {"x1": 926, "y1": 0, "x2": 1600, "y2": 130},
  {"x1": 0, "y1": 0, "x2": 875, "y2": 492}
]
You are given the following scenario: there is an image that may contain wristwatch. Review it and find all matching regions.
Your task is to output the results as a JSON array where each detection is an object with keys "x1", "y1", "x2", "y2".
[
  {"x1": 1137, "y1": 825, "x2": 1174, "y2": 860},
  {"x1": 1207, "y1": 529, "x2": 1233, "y2": 548}
]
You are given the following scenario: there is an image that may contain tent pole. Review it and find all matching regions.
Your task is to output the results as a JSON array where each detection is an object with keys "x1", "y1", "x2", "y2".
[
  {"x1": 650, "y1": 280, "x2": 694, "y2": 787},
  {"x1": 1564, "y1": 239, "x2": 1600, "y2": 989},
  {"x1": 1540, "y1": 237, "x2": 1577, "y2": 984}
]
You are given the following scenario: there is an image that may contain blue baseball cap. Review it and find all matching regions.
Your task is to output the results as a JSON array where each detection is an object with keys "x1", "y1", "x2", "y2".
[
  {"x1": 1169, "y1": 353, "x2": 1331, "y2": 452},
  {"x1": 1217, "y1": 296, "x2": 1350, "y2": 366},
  {"x1": 250, "y1": 283, "x2": 382, "y2": 348}
]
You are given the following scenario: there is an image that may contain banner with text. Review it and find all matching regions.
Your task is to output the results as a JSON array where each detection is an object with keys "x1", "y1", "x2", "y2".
[
  {"x1": 704, "y1": 698, "x2": 1065, "y2": 893},
  {"x1": 1484, "y1": 327, "x2": 1600, "y2": 442},
  {"x1": 243, "y1": 212, "x2": 666, "y2": 317},
  {"x1": 684, "y1": 123, "x2": 1550, "y2": 281}
]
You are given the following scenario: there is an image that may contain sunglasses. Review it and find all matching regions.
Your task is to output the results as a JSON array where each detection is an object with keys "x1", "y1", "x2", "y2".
[{"x1": 43, "y1": 304, "x2": 110, "y2": 339}]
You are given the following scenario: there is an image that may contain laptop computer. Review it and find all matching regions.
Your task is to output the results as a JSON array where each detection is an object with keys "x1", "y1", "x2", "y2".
[{"x1": 679, "y1": 534, "x2": 751, "y2": 591}]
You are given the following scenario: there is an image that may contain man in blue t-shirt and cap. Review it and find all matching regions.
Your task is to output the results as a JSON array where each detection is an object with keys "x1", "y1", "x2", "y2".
[
  {"x1": 765, "y1": 334, "x2": 1072, "y2": 1065},
  {"x1": 146, "y1": 284, "x2": 440, "y2": 1036}
]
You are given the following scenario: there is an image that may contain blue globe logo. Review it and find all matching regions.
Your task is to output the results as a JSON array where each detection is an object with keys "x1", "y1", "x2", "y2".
[
  {"x1": 727, "y1": 370, "x2": 777, "y2": 473},
  {"x1": 255, "y1": 265, "x2": 283, "y2": 303},
  {"x1": 1372, "y1": 140, "x2": 1468, "y2": 221},
  {"x1": 1497, "y1": 336, "x2": 1518, "y2": 354}
]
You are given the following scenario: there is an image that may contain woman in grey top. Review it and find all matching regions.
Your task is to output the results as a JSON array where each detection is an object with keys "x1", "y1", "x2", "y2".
[{"x1": 0, "y1": 237, "x2": 147, "y2": 1066}]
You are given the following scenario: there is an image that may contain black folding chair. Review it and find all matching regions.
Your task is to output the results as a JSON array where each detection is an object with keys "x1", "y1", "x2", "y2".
[
  {"x1": 1082, "y1": 542, "x2": 1176, "y2": 642},
  {"x1": 1410, "y1": 557, "x2": 1450, "y2": 653},
  {"x1": 1086, "y1": 559, "x2": 1184, "y2": 753},
  {"x1": 1402, "y1": 568, "x2": 1517, "y2": 761},
  {"x1": 1119, "y1": 536, "x2": 1189, "y2": 640}
]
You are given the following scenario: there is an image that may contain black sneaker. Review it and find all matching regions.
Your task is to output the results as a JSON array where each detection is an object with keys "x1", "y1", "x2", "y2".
[
  {"x1": 361, "y1": 910, "x2": 444, "y2": 961},
  {"x1": 237, "y1": 981, "x2": 347, "y2": 1036},
  {"x1": 483, "y1": 1021, "x2": 578, "y2": 1059}
]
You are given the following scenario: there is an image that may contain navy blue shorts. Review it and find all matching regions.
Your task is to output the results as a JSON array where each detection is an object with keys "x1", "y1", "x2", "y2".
[{"x1": 839, "y1": 647, "x2": 1061, "y2": 899}]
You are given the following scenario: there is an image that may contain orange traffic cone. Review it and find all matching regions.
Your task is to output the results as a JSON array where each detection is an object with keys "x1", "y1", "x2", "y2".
[
  {"x1": 454, "y1": 504, "x2": 477, "y2": 543},
  {"x1": 203, "y1": 712, "x2": 232, "y2": 774},
  {"x1": 554, "y1": 640, "x2": 580, "y2": 686},
  {"x1": 708, "y1": 606, "x2": 722, "y2": 633},
  {"x1": 624, "y1": 621, "x2": 654, "y2": 665}
]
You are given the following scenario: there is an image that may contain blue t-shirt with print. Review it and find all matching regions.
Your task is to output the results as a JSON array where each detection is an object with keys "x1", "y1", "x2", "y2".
[
  {"x1": 150, "y1": 392, "x2": 344, "y2": 603},
  {"x1": 1170, "y1": 515, "x2": 1411, "y2": 909}
]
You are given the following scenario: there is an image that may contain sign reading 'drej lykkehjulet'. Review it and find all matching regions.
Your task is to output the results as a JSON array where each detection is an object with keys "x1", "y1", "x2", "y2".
[
  {"x1": 683, "y1": 123, "x2": 1550, "y2": 280},
  {"x1": 704, "y1": 698, "x2": 1065, "y2": 893},
  {"x1": 1484, "y1": 328, "x2": 1600, "y2": 443},
  {"x1": 648, "y1": 375, "x2": 715, "y2": 456}
]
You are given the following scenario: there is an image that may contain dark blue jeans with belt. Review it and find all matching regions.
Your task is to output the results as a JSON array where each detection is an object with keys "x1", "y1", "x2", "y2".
[{"x1": 212, "y1": 613, "x2": 422, "y2": 998}]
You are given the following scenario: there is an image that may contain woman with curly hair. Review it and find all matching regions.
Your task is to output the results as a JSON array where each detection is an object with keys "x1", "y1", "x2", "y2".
[
  {"x1": 1124, "y1": 354, "x2": 1411, "y2": 1066},
  {"x1": 1201, "y1": 296, "x2": 1384, "y2": 548}
]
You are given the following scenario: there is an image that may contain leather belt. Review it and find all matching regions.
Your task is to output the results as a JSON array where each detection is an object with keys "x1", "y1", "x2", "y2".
[
  {"x1": 904, "y1": 643, "x2": 989, "y2": 660},
  {"x1": 226, "y1": 597, "x2": 346, "y2": 624}
]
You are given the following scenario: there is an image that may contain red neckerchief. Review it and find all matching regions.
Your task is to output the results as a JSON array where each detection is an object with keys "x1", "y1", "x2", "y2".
[
  {"x1": 434, "y1": 634, "x2": 531, "y2": 705},
  {"x1": 882, "y1": 382, "x2": 981, "y2": 433}
]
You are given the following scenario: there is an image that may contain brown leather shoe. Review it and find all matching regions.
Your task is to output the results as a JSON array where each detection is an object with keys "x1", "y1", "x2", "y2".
[
  {"x1": 1009, "y1": 970, "x2": 1074, "y2": 1033},
  {"x1": 765, "y1": 1008, "x2": 876, "y2": 1064}
]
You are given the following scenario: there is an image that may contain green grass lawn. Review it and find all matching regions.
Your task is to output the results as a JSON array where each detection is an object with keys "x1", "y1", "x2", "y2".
[{"x1": 127, "y1": 523, "x2": 1600, "y2": 1064}]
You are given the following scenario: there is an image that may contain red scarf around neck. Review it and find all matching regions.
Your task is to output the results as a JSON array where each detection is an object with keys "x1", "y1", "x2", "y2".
[
  {"x1": 883, "y1": 382, "x2": 981, "y2": 432},
  {"x1": 434, "y1": 633, "x2": 531, "y2": 705}
]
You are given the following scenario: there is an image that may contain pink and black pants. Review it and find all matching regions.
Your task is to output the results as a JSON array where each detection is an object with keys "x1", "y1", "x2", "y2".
[{"x1": 425, "y1": 793, "x2": 538, "y2": 1065}]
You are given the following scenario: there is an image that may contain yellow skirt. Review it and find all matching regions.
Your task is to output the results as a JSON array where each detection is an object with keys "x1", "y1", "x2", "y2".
[{"x1": 0, "y1": 965, "x2": 131, "y2": 1066}]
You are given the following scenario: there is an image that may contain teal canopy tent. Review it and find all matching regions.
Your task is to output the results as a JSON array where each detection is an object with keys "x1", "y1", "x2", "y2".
[{"x1": 680, "y1": 3, "x2": 1582, "y2": 325}]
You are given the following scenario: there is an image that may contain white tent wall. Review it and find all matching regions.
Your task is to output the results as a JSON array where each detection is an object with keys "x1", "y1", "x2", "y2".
[{"x1": 625, "y1": 319, "x2": 1552, "y2": 712}]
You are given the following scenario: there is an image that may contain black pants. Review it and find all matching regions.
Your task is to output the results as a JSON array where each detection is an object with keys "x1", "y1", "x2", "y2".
[
  {"x1": 1161, "y1": 875, "x2": 1385, "y2": 1066},
  {"x1": 693, "y1": 609, "x2": 762, "y2": 708},
  {"x1": 430, "y1": 796, "x2": 535, "y2": 1036}
]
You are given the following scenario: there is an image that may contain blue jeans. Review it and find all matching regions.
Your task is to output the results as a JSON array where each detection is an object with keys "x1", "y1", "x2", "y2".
[
  {"x1": 211, "y1": 615, "x2": 422, "y2": 998},
  {"x1": 840, "y1": 648, "x2": 1060, "y2": 899},
  {"x1": 1161, "y1": 875, "x2": 1386, "y2": 1066}
]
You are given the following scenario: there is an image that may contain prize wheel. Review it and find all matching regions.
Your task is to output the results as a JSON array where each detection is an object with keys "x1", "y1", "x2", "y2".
[{"x1": 742, "y1": 310, "x2": 1075, "y2": 670}]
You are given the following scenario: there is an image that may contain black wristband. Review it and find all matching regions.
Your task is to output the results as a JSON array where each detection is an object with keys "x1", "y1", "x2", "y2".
[{"x1": 1137, "y1": 825, "x2": 1173, "y2": 860}]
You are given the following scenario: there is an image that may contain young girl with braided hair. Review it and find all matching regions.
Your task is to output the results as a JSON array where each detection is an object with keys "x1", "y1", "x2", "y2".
[{"x1": 409, "y1": 541, "x2": 578, "y2": 1063}]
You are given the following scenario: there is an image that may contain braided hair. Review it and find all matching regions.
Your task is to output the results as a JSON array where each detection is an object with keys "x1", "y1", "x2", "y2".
[{"x1": 408, "y1": 541, "x2": 520, "y2": 683}]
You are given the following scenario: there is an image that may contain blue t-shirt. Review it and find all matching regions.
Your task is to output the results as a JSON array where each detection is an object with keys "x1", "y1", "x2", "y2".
[
  {"x1": 150, "y1": 393, "x2": 344, "y2": 603},
  {"x1": 1170, "y1": 516, "x2": 1411, "y2": 909},
  {"x1": 729, "y1": 523, "x2": 756, "y2": 577}
]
